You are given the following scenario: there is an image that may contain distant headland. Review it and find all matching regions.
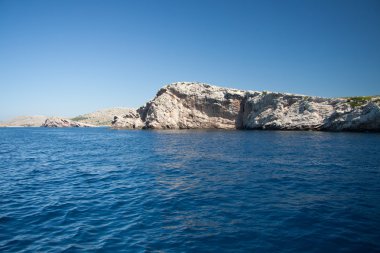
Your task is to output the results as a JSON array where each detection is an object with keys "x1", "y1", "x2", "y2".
[{"x1": 1, "y1": 82, "x2": 379, "y2": 131}]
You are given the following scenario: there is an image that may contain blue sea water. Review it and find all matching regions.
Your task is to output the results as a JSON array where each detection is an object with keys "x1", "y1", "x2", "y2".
[{"x1": 0, "y1": 128, "x2": 380, "y2": 253}]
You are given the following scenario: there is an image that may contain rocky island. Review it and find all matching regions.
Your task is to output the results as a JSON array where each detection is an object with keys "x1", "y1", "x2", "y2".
[
  {"x1": 1, "y1": 82, "x2": 379, "y2": 131},
  {"x1": 112, "y1": 82, "x2": 380, "y2": 131}
]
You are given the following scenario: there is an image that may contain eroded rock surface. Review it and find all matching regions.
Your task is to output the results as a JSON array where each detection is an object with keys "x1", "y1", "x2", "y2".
[
  {"x1": 112, "y1": 109, "x2": 144, "y2": 129},
  {"x1": 112, "y1": 82, "x2": 380, "y2": 131}
]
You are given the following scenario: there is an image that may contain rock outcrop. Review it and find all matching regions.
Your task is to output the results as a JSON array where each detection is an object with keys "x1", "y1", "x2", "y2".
[
  {"x1": 112, "y1": 109, "x2": 145, "y2": 129},
  {"x1": 112, "y1": 82, "x2": 380, "y2": 131},
  {"x1": 42, "y1": 118, "x2": 93, "y2": 128}
]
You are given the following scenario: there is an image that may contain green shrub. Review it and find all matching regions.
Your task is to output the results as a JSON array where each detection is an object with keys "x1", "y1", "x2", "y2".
[
  {"x1": 346, "y1": 96, "x2": 373, "y2": 107},
  {"x1": 71, "y1": 116, "x2": 88, "y2": 121}
]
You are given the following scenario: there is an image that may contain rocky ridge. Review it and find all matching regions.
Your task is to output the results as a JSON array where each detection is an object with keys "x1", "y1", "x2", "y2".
[
  {"x1": 112, "y1": 82, "x2": 380, "y2": 131},
  {"x1": 0, "y1": 116, "x2": 48, "y2": 127},
  {"x1": 70, "y1": 108, "x2": 132, "y2": 126}
]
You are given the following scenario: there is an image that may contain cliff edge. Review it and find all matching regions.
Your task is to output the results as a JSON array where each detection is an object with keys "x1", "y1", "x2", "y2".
[{"x1": 112, "y1": 82, "x2": 380, "y2": 131}]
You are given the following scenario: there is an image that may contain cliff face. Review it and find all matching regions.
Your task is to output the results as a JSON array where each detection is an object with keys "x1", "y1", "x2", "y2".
[{"x1": 112, "y1": 82, "x2": 380, "y2": 131}]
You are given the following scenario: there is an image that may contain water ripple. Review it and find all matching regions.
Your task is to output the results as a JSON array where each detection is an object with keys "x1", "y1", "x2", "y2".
[{"x1": 0, "y1": 128, "x2": 380, "y2": 252}]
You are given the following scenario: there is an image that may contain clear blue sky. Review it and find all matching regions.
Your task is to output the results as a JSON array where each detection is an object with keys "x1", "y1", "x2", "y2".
[{"x1": 1, "y1": 0, "x2": 379, "y2": 120}]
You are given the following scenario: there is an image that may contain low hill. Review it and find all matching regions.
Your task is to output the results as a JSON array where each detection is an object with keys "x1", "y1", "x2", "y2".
[
  {"x1": 0, "y1": 116, "x2": 48, "y2": 127},
  {"x1": 70, "y1": 108, "x2": 133, "y2": 126}
]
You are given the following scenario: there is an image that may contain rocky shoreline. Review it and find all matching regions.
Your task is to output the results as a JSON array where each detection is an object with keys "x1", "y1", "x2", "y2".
[
  {"x1": 112, "y1": 82, "x2": 380, "y2": 131},
  {"x1": 41, "y1": 118, "x2": 94, "y2": 128},
  {"x1": 1, "y1": 82, "x2": 379, "y2": 131}
]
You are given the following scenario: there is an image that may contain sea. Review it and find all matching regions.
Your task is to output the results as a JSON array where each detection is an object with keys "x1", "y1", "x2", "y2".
[{"x1": 0, "y1": 128, "x2": 380, "y2": 252}]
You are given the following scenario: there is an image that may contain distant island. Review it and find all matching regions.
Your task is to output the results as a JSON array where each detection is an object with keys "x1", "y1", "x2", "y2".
[
  {"x1": 1, "y1": 82, "x2": 379, "y2": 131},
  {"x1": 0, "y1": 108, "x2": 132, "y2": 128}
]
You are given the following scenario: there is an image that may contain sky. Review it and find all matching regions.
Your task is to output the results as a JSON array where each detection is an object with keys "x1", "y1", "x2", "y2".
[{"x1": 1, "y1": 0, "x2": 380, "y2": 120}]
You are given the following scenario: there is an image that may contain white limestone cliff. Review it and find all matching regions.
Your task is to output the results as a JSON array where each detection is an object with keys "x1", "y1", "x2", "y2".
[{"x1": 112, "y1": 82, "x2": 380, "y2": 131}]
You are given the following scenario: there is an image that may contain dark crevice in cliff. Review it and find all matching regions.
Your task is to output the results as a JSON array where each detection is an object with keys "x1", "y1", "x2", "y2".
[{"x1": 235, "y1": 95, "x2": 247, "y2": 129}]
